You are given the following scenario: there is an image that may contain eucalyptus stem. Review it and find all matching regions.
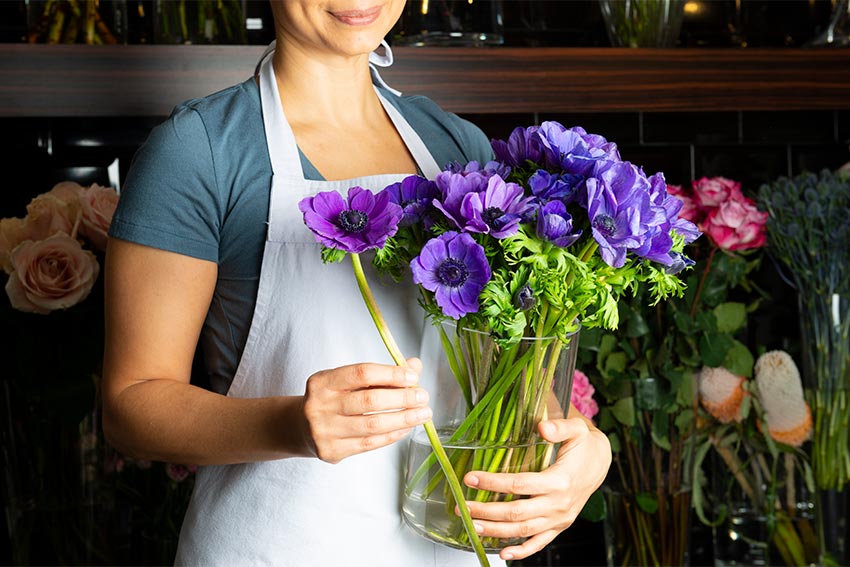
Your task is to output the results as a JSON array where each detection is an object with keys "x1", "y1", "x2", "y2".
[{"x1": 349, "y1": 254, "x2": 489, "y2": 566}]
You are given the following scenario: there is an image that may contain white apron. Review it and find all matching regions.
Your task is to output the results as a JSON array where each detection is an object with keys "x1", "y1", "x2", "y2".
[{"x1": 175, "y1": 49, "x2": 503, "y2": 567}]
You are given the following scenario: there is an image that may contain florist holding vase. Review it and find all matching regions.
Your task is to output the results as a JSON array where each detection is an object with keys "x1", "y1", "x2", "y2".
[{"x1": 101, "y1": 1, "x2": 612, "y2": 565}]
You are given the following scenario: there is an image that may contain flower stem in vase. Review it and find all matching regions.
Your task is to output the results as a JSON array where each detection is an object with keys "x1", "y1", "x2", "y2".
[{"x1": 349, "y1": 254, "x2": 489, "y2": 566}]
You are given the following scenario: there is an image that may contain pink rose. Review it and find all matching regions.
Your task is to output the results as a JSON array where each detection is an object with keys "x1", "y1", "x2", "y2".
[
  {"x1": 571, "y1": 369, "x2": 599, "y2": 420},
  {"x1": 78, "y1": 183, "x2": 119, "y2": 251},
  {"x1": 666, "y1": 183, "x2": 703, "y2": 224},
  {"x1": 25, "y1": 193, "x2": 81, "y2": 241},
  {"x1": 5, "y1": 232, "x2": 100, "y2": 314},
  {"x1": 0, "y1": 217, "x2": 31, "y2": 273},
  {"x1": 702, "y1": 197, "x2": 768, "y2": 251},
  {"x1": 692, "y1": 177, "x2": 744, "y2": 211}
]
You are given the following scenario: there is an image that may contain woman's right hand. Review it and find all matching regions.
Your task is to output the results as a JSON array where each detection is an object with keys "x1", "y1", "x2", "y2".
[{"x1": 301, "y1": 357, "x2": 432, "y2": 464}]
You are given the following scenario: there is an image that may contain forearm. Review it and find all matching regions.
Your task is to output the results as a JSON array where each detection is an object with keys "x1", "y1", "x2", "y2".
[{"x1": 103, "y1": 378, "x2": 311, "y2": 466}]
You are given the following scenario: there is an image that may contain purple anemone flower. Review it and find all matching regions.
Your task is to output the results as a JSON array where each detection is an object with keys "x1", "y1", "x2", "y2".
[
  {"x1": 536, "y1": 122, "x2": 622, "y2": 178},
  {"x1": 585, "y1": 162, "x2": 655, "y2": 267},
  {"x1": 537, "y1": 200, "x2": 582, "y2": 248},
  {"x1": 385, "y1": 175, "x2": 439, "y2": 227},
  {"x1": 298, "y1": 186, "x2": 402, "y2": 254},
  {"x1": 491, "y1": 126, "x2": 544, "y2": 168},
  {"x1": 435, "y1": 175, "x2": 533, "y2": 238},
  {"x1": 528, "y1": 170, "x2": 584, "y2": 205},
  {"x1": 410, "y1": 231, "x2": 491, "y2": 320},
  {"x1": 445, "y1": 160, "x2": 512, "y2": 180}
]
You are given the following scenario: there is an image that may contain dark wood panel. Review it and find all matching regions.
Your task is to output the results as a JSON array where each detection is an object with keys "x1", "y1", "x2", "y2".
[{"x1": 2, "y1": 44, "x2": 850, "y2": 117}]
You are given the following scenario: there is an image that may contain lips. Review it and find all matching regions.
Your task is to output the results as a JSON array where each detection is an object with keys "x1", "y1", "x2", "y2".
[{"x1": 330, "y1": 5, "x2": 382, "y2": 26}]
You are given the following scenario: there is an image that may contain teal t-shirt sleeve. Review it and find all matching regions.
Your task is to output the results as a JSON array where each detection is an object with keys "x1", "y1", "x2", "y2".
[{"x1": 109, "y1": 105, "x2": 222, "y2": 263}]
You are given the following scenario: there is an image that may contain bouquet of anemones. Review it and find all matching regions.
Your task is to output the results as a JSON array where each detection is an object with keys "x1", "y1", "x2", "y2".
[{"x1": 299, "y1": 121, "x2": 700, "y2": 560}]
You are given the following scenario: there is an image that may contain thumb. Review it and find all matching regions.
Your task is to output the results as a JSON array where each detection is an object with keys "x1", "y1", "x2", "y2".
[{"x1": 538, "y1": 417, "x2": 590, "y2": 444}]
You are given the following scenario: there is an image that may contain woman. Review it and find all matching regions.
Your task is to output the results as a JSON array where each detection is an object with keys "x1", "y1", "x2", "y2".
[{"x1": 102, "y1": 2, "x2": 612, "y2": 565}]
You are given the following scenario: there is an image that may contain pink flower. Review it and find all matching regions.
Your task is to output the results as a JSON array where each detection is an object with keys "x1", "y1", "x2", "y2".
[
  {"x1": 666, "y1": 183, "x2": 702, "y2": 224},
  {"x1": 46, "y1": 180, "x2": 85, "y2": 202},
  {"x1": 5, "y1": 232, "x2": 100, "y2": 314},
  {"x1": 702, "y1": 197, "x2": 768, "y2": 251},
  {"x1": 166, "y1": 463, "x2": 199, "y2": 482},
  {"x1": 78, "y1": 183, "x2": 119, "y2": 251},
  {"x1": 692, "y1": 177, "x2": 744, "y2": 211},
  {"x1": 571, "y1": 369, "x2": 599, "y2": 419}
]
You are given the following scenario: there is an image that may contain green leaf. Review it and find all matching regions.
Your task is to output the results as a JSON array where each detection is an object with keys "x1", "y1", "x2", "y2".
[
  {"x1": 635, "y1": 492, "x2": 659, "y2": 514},
  {"x1": 713, "y1": 302, "x2": 747, "y2": 333},
  {"x1": 579, "y1": 489, "x2": 607, "y2": 522},
  {"x1": 611, "y1": 397, "x2": 635, "y2": 427},
  {"x1": 634, "y1": 377, "x2": 663, "y2": 411},
  {"x1": 651, "y1": 412, "x2": 671, "y2": 451},
  {"x1": 626, "y1": 310, "x2": 650, "y2": 338},
  {"x1": 675, "y1": 409, "x2": 694, "y2": 434},
  {"x1": 603, "y1": 351, "x2": 628, "y2": 378},
  {"x1": 699, "y1": 332, "x2": 734, "y2": 367},
  {"x1": 597, "y1": 407, "x2": 616, "y2": 432},
  {"x1": 607, "y1": 431, "x2": 622, "y2": 453},
  {"x1": 722, "y1": 339, "x2": 755, "y2": 378}
]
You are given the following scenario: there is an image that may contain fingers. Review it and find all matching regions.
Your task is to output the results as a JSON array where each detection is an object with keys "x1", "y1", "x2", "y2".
[
  {"x1": 303, "y1": 360, "x2": 431, "y2": 464},
  {"x1": 464, "y1": 467, "x2": 566, "y2": 497},
  {"x1": 331, "y1": 362, "x2": 421, "y2": 391},
  {"x1": 498, "y1": 530, "x2": 561, "y2": 561}
]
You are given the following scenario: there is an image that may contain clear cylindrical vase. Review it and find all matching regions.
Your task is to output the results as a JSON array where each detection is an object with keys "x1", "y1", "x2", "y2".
[
  {"x1": 402, "y1": 322, "x2": 579, "y2": 551},
  {"x1": 598, "y1": 0, "x2": 685, "y2": 47},
  {"x1": 393, "y1": 0, "x2": 504, "y2": 47},
  {"x1": 797, "y1": 291, "x2": 850, "y2": 565}
]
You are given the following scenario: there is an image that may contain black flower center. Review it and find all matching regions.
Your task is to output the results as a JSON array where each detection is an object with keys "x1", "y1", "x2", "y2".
[
  {"x1": 338, "y1": 209, "x2": 368, "y2": 233},
  {"x1": 592, "y1": 214, "x2": 616, "y2": 237},
  {"x1": 437, "y1": 258, "x2": 469, "y2": 288},
  {"x1": 482, "y1": 206, "x2": 505, "y2": 228}
]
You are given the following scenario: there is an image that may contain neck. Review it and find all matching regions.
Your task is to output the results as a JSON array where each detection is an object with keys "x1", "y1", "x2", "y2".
[{"x1": 271, "y1": 37, "x2": 380, "y2": 128}]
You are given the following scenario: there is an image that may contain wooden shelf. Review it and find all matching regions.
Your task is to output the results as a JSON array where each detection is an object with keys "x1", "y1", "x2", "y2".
[{"x1": 2, "y1": 44, "x2": 850, "y2": 117}]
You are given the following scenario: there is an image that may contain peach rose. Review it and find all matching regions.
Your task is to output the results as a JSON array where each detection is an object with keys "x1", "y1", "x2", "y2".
[
  {"x1": 78, "y1": 183, "x2": 119, "y2": 251},
  {"x1": 5, "y1": 232, "x2": 99, "y2": 314},
  {"x1": 25, "y1": 193, "x2": 81, "y2": 241},
  {"x1": 45, "y1": 180, "x2": 85, "y2": 203},
  {"x1": 0, "y1": 217, "x2": 31, "y2": 273}
]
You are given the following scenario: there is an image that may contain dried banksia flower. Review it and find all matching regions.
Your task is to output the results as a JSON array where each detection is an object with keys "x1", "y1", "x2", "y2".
[
  {"x1": 699, "y1": 366, "x2": 747, "y2": 423},
  {"x1": 754, "y1": 350, "x2": 812, "y2": 447}
]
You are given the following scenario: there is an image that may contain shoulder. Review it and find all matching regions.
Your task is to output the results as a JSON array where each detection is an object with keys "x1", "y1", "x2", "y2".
[
  {"x1": 166, "y1": 78, "x2": 262, "y2": 143},
  {"x1": 378, "y1": 89, "x2": 494, "y2": 168}
]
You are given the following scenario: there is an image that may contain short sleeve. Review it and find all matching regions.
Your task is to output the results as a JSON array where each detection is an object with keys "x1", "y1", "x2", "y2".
[{"x1": 109, "y1": 106, "x2": 222, "y2": 263}]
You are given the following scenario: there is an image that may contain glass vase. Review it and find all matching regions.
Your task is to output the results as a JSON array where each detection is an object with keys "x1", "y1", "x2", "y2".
[
  {"x1": 26, "y1": 0, "x2": 127, "y2": 44},
  {"x1": 602, "y1": 376, "x2": 695, "y2": 567},
  {"x1": 392, "y1": 0, "x2": 504, "y2": 47},
  {"x1": 806, "y1": 0, "x2": 850, "y2": 47},
  {"x1": 402, "y1": 322, "x2": 579, "y2": 551},
  {"x1": 154, "y1": 0, "x2": 246, "y2": 45},
  {"x1": 598, "y1": 0, "x2": 685, "y2": 47},
  {"x1": 797, "y1": 291, "x2": 850, "y2": 565},
  {"x1": 711, "y1": 451, "x2": 818, "y2": 567}
]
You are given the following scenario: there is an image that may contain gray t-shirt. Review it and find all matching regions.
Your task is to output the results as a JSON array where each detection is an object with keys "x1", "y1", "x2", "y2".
[{"x1": 110, "y1": 77, "x2": 493, "y2": 394}]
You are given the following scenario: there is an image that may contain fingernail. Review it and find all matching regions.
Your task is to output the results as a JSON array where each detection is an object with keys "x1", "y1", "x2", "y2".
[
  {"x1": 502, "y1": 552, "x2": 514, "y2": 560},
  {"x1": 541, "y1": 422, "x2": 555, "y2": 436},
  {"x1": 415, "y1": 389, "x2": 429, "y2": 403},
  {"x1": 466, "y1": 474, "x2": 479, "y2": 487},
  {"x1": 405, "y1": 370, "x2": 418, "y2": 384},
  {"x1": 416, "y1": 407, "x2": 432, "y2": 421},
  {"x1": 473, "y1": 522, "x2": 484, "y2": 534}
]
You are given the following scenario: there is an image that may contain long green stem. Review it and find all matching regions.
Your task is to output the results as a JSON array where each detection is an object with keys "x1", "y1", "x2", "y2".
[{"x1": 350, "y1": 254, "x2": 489, "y2": 566}]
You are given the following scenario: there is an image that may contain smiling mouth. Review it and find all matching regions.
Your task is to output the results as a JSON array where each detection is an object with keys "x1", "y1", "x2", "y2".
[{"x1": 330, "y1": 6, "x2": 382, "y2": 26}]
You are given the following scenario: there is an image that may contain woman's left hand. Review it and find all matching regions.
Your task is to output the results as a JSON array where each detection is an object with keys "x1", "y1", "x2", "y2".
[{"x1": 462, "y1": 416, "x2": 612, "y2": 561}]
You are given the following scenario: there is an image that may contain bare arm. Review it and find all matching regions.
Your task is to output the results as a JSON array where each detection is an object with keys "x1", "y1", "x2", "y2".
[{"x1": 101, "y1": 238, "x2": 431, "y2": 466}]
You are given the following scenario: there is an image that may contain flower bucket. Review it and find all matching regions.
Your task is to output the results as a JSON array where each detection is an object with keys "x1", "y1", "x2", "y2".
[{"x1": 402, "y1": 322, "x2": 579, "y2": 551}]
